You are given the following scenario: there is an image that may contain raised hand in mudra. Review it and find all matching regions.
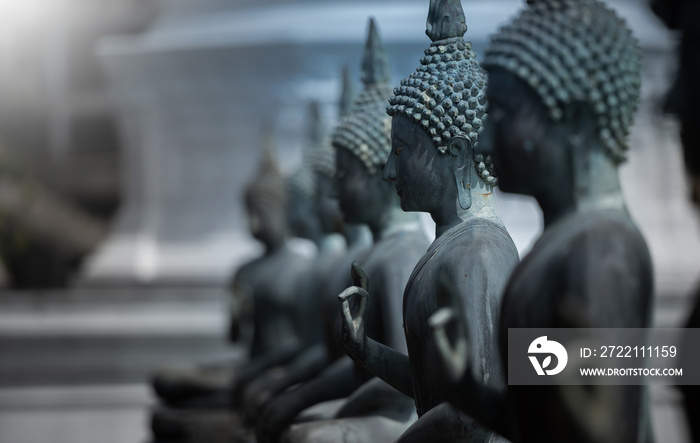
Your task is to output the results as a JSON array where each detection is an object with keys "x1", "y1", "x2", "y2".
[
  {"x1": 428, "y1": 275, "x2": 470, "y2": 383},
  {"x1": 336, "y1": 261, "x2": 369, "y2": 360}
]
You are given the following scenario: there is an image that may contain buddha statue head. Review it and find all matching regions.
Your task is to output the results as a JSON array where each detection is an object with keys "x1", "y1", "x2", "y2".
[
  {"x1": 305, "y1": 100, "x2": 345, "y2": 235},
  {"x1": 285, "y1": 102, "x2": 327, "y2": 243},
  {"x1": 332, "y1": 18, "x2": 397, "y2": 230},
  {"x1": 383, "y1": 0, "x2": 497, "y2": 226},
  {"x1": 478, "y1": 0, "x2": 641, "y2": 210},
  {"x1": 244, "y1": 139, "x2": 287, "y2": 250},
  {"x1": 285, "y1": 165, "x2": 318, "y2": 241}
]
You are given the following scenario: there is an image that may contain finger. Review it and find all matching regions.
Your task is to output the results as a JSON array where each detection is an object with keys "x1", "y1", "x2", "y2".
[
  {"x1": 338, "y1": 285, "x2": 360, "y2": 302},
  {"x1": 436, "y1": 327, "x2": 468, "y2": 382},
  {"x1": 350, "y1": 261, "x2": 368, "y2": 290},
  {"x1": 341, "y1": 296, "x2": 354, "y2": 326},
  {"x1": 338, "y1": 286, "x2": 369, "y2": 304},
  {"x1": 429, "y1": 307, "x2": 468, "y2": 382},
  {"x1": 434, "y1": 321, "x2": 453, "y2": 362},
  {"x1": 357, "y1": 289, "x2": 367, "y2": 319},
  {"x1": 338, "y1": 286, "x2": 369, "y2": 325},
  {"x1": 428, "y1": 307, "x2": 455, "y2": 329}
]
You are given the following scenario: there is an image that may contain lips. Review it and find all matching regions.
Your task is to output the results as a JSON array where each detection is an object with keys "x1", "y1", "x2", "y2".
[{"x1": 395, "y1": 185, "x2": 403, "y2": 196}]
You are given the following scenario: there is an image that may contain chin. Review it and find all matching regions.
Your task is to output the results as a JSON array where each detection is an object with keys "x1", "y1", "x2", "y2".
[{"x1": 400, "y1": 199, "x2": 420, "y2": 213}]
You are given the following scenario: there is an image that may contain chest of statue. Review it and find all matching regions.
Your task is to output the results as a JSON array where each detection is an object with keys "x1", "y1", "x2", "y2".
[
  {"x1": 403, "y1": 250, "x2": 444, "y2": 416},
  {"x1": 403, "y1": 219, "x2": 518, "y2": 416},
  {"x1": 245, "y1": 247, "x2": 314, "y2": 349},
  {"x1": 500, "y1": 209, "x2": 652, "y2": 335},
  {"x1": 499, "y1": 210, "x2": 653, "y2": 441}
]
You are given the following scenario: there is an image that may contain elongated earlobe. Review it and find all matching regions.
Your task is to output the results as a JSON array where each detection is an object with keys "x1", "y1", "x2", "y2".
[
  {"x1": 448, "y1": 136, "x2": 472, "y2": 210},
  {"x1": 454, "y1": 165, "x2": 472, "y2": 210}
]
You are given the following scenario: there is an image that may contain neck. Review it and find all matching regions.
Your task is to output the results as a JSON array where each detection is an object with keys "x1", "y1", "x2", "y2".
[
  {"x1": 369, "y1": 202, "x2": 422, "y2": 241},
  {"x1": 304, "y1": 231, "x2": 323, "y2": 248},
  {"x1": 538, "y1": 149, "x2": 624, "y2": 229},
  {"x1": 263, "y1": 235, "x2": 286, "y2": 254},
  {"x1": 432, "y1": 176, "x2": 503, "y2": 238},
  {"x1": 317, "y1": 232, "x2": 346, "y2": 253},
  {"x1": 343, "y1": 223, "x2": 372, "y2": 247},
  {"x1": 575, "y1": 150, "x2": 625, "y2": 213},
  {"x1": 537, "y1": 194, "x2": 576, "y2": 229}
]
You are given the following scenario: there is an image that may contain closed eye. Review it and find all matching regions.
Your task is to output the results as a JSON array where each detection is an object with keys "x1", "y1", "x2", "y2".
[{"x1": 395, "y1": 146, "x2": 405, "y2": 155}]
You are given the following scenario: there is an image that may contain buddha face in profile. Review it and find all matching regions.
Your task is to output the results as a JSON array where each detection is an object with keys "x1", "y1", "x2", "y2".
[
  {"x1": 313, "y1": 172, "x2": 344, "y2": 234},
  {"x1": 383, "y1": 33, "x2": 496, "y2": 217},
  {"x1": 246, "y1": 196, "x2": 285, "y2": 247},
  {"x1": 477, "y1": 0, "x2": 640, "y2": 199},
  {"x1": 335, "y1": 147, "x2": 391, "y2": 225},
  {"x1": 383, "y1": 114, "x2": 451, "y2": 213},
  {"x1": 478, "y1": 69, "x2": 571, "y2": 198},
  {"x1": 244, "y1": 150, "x2": 287, "y2": 247}
]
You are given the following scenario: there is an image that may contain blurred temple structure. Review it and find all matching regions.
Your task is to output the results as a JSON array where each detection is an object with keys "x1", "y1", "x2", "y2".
[{"x1": 79, "y1": 0, "x2": 700, "y2": 305}]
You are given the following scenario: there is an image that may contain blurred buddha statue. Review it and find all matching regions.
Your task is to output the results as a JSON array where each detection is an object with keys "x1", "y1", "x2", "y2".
[
  {"x1": 151, "y1": 98, "x2": 354, "y2": 412},
  {"x1": 238, "y1": 101, "x2": 351, "y2": 367},
  {"x1": 240, "y1": 68, "x2": 376, "y2": 420},
  {"x1": 428, "y1": 1, "x2": 653, "y2": 441},
  {"x1": 651, "y1": 0, "x2": 700, "y2": 440},
  {"x1": 334, "y1": 2, "x2": 519, "y2": 441},
  {"x1": 153, "y1": 127, "x2": 323, "y2": 408},
  {"x1": 256, "y1": 18, "x2": 430, "y2": 443},
  {"x1": 149, "y1": 121, "x2": 345, "y2": 441}
]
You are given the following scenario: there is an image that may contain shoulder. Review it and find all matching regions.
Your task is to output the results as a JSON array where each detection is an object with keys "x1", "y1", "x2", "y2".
[
  {"x1": 231, "y1": 256, "x2": 264, "y2": 283},
  {"x1": 441, "y1": 219, "x2": 519, "y2": 270},
  {"x1": 565, "y1": 211, "x2": 651, "y2": 269},
  {"x1": 560, "y1": 211, "x2": 653, "y2": 323}
]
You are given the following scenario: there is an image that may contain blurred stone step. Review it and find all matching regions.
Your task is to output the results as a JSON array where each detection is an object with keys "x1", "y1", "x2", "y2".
[{"x1": 0, "y1": 286, "x2": 243, "y2": 387}]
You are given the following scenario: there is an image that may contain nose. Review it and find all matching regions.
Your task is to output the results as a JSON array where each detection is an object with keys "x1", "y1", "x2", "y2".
[
  {"x1": 475, "y1": 120, "x2": 494, "y2": 158},
  {"x1": 382, "y1": 153, "x2": 396, "y2": 181}
]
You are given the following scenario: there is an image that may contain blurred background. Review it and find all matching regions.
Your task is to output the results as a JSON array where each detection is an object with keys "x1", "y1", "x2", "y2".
[{"x1": 0, "y1": 0, "x2": 696, "y2": 442}]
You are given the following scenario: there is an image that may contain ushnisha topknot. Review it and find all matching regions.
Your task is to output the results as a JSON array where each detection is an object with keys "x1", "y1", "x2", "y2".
[
  {"x1": 299, "y1": 66, "x2": 355, "y2": 193},
  {"x1": 332, "y1": 18, "x2": 394, "y2": 175},
  {"x1": 338, "y1": 64, "x2": 355, "y2": 119},
  {"x1": 245, "y1": 137, "x2": 286, "y2": 212},
  {"x1": 305, "y1": 101, "x2": 336, "y2": 180},
  {"x1": 386, "y1": 0, "x2": 496, "y2": 185},
  {"x1": 483, "y1": 0, "x2": 642, "y2": 164}
]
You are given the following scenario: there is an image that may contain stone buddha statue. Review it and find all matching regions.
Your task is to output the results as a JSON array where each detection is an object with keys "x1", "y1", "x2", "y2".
[
  {"x1": 428, "y1": 1, "x2": 654, "y2": 441},
  {"x1": 256, "y1": 18, "x2": 430, "y2": 443},
  {"x1": 335, "y1": 2, "x2": 519, "y2": 441}
]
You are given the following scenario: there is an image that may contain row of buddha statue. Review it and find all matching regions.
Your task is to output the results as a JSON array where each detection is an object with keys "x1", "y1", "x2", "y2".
[{"x1": 148, "y1": 0, "x2": 699, "y2": 442}]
